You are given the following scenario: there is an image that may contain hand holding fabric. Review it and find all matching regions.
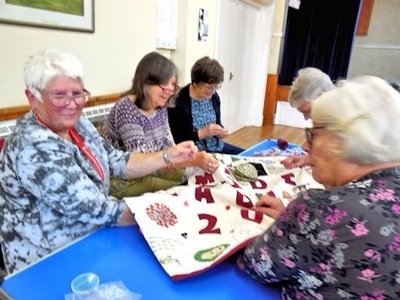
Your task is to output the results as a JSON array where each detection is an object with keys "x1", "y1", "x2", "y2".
[
  {"x1": 253, "y1": 195, "x2": 285, "y2": 219},
  {"x1": 190, "y1": 151, "x2": 219, "y2": 173},
  {"x1": 281, "y1": 154, "x2": 309, "y2": 169},
  {"x1": 205, "y1": 124, "x2": 229, "y2": 139}
]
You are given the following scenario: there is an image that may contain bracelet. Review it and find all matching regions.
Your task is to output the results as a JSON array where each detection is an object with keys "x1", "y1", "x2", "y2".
[{"x1": 163, "y1": 148, "x2": 171, "y2": 164}]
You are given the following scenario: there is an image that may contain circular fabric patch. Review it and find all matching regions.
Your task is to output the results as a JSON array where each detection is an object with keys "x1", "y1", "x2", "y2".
[{"x1": 233, "y1": 163, "x2": 258, "y2": 181}]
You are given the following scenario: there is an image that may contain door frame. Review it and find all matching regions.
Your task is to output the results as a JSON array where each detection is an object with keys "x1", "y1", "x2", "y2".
[{"x1": 215, "y1": 0, "x2": 276, "y2": 131}]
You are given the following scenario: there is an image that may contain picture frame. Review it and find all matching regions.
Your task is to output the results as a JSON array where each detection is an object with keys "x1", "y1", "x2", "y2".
[{"x1": 0, "y1": 0, "x2": 94, "y2": 33}]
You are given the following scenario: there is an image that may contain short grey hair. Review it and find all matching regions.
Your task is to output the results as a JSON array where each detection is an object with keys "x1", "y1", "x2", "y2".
[
  {"x1": 288, "y1": 67, "x2": 334, "y2": 108},
  {"x1": 311, "y1": 76, "x2": 400, "y2": 164},
  {"x1": 23, "y1": 49, "x2": 84, "y2": 101}
]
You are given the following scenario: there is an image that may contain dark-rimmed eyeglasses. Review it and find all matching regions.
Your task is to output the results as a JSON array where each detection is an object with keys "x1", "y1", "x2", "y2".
[
  {"x1": 304, "y1": 126, "x2": 325, "y2": 143},
  {"x1": 40, "y1": 89, "x2": 90, "y2": 108},
  {"x1": 158, "y1": 84, "x2": 175, "y2": 94},
  {"x1": 201, "y1": 83, "x2": 222, "y2": 92}
]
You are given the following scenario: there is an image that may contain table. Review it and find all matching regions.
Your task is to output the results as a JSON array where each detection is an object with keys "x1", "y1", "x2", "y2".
[
  {"x1": 239, "y1": 138, "x2": 303, "y2": 156},
  {"x1": 0, "y1": 226, "x2": 281, "y2": 299}
]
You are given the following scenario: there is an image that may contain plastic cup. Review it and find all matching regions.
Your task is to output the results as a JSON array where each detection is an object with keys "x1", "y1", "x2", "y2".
[{"x1": 71, "y1": 272, "x2": 100, "y2": 295}]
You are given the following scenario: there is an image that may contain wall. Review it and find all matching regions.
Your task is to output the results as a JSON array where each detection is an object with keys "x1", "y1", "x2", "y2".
[
  {"x1": 173, "y1": 0, "x2": 218, "y2": 84},
  {"x1": 0, "y1": 0, "x2": 218, "y2": 108},
  {"x1": 268, "y1": 0, "x2": 400, "y2": 82},
  {"x1": 348, "y1": 0, "x2": 400, "y2": 82},
  {"x1": 262, "y1": 0, "x2": 400, "y2": 127}
]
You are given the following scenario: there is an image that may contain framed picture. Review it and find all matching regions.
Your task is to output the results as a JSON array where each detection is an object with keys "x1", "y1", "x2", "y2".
[{"x1": 0, "y1": 0, "x2": 94, "y2": 32}]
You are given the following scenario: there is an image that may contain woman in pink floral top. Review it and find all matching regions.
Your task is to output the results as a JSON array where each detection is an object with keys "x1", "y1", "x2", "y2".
[{"x1": 238, "y1": 76, "x2": 400, "y2": 299}]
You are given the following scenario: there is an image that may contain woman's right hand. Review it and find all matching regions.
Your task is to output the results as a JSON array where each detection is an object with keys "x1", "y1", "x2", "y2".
[
  {"x1": 201, "y1": 124, "x2": 228, "y2": 139},
  {"x1": 168, "y1": 141, "x2": 198, "y2": 164},
  {"x1": 281, "y1": 154, "x2": 309, "y2": 169},
  {"x1": 254, "y1": 195, "x2": 285, "y2": 219}
]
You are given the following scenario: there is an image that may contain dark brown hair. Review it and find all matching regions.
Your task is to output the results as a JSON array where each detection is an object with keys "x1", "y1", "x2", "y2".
[
  {"x1": 123, "y1": 52, "x2": 178, "y2": 108},
  {"x1": 191, "y1": 56, "x2": 224, "y2": 85}
]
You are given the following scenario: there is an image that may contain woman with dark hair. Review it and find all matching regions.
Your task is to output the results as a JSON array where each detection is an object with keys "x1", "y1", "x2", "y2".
[
  {"x1": 105, "y1": 52, "x2": 218, "y2": 197},
  {"x1": 168, "y1": 56, "x2": 244, "y2": 155}
]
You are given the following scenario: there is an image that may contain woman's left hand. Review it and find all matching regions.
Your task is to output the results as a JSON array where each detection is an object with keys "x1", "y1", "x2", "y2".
[{"x1": 192, "y1": 151, "x2": 219, "y2": 173}]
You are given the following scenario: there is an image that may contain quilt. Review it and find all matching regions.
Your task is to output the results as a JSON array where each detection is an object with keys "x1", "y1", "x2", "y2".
[{"x1": 125, "y1": 154, "x2": 323, "y2": 280}]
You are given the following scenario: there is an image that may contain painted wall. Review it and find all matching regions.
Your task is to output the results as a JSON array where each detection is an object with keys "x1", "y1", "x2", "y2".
[
  {"x1": 173, "y1": 0, "x2": 218, "y2": 85},
  {"x1": 0, "y1": 0, "x2": 218, "y2": 108},
  {"x1": 268, "y1": 0, "x2": 400, "y2": 84},
  {"x1": 348, "y1": 0, "x2": 400, "y2": 83}
]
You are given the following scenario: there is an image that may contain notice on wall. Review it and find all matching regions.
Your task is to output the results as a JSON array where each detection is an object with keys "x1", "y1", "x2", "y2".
[
  {"x1": 289, "y1": 0, "x2": 301, "y2": 10},
  {"x1": 198, "y1": 8, "x2": 209, "y2": 42},
  {"x1": 156, "y1": 0, "x2": 178, "y2": 49}
]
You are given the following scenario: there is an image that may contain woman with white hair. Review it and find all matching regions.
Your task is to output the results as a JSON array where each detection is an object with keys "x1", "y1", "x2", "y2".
[
  {"x1": 238, "y1": 76, "x2": 400, "y2": 298},
  {"x1": 288, "y1": 67, "x2": 334, "y2": 120},
  {"x1": 282, "y1": 67, "x2": 335, "y2": 169},
  {"x1": 0, "y1": 49, "x2": 198, "y2": 274}
]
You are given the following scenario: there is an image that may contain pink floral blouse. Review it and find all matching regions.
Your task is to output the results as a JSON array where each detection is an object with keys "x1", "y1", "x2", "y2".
[{"x1": 238, "y1": 168, "x2": 400, "y2": 299}]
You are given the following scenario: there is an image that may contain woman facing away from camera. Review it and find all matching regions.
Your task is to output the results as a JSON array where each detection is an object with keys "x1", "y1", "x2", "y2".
[
  {"x1": 239, "y1": 76, "x2": 400, "y2": 299},
  {"x1": 168, "y1": 56, "x2": 244, "y2": 155},
  {"x1": 0, "y1": 49, "x2": 199, "y2": 274},
  {"x1": 104, "y1": 52, "x2": 219, "y2": 198}
]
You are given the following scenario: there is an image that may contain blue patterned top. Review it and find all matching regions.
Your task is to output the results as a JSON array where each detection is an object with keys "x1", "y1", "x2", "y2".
[
  {"x1": 191, "y1": 98, "x2": 223, "y2": 152},
  {"x1": 238, "y1": 167, "x2": 400, "y2": 299},
  {"x1": 0, "y1": 111, "x2": 129, "y2": 274}
]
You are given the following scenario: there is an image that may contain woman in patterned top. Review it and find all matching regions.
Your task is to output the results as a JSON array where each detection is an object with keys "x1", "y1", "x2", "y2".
[
  {"x1": 105, "y1": 52, "x2": 219, "y2": 198},
  {"x1": 0, "y1": 49, "x2": 200, "y2": 275},
  {"x1": 238, "y1": 76, "x2": 400, "y2": 299},
  {"x1": 168, "y1": 56, "x2": 244, "y2": 155}
]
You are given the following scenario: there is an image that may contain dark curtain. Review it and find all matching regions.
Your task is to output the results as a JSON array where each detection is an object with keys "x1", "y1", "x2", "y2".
[{"x1": 278, "y1": 0, "x2": 362, "y2": 85}]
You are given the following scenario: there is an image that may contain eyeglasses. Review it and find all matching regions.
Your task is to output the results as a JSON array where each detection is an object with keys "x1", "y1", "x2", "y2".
[
  {"x1": 40, "y1": 89, "x2": 90, "y2": 107},
  {"x1": 201, "y1": 83, "x2": 222, "y2": 92},
  {"x1": 158, "y1": 84, "x2": 175, "y2": 94},
  {"x1": 304, "y1": 126, "x2": 325, "y2": 143}
]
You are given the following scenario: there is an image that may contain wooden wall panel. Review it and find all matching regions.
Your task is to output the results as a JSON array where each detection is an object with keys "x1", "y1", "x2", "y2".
[
  {"x1": 262, "y1": 74, "x2": 278, "y2": 126},
  {"x1": 356, "y1": 0, "x2": 375, "y2": 36},
  {"x1": 262, "y1": 74, "x2": 291, "y2": 126}
]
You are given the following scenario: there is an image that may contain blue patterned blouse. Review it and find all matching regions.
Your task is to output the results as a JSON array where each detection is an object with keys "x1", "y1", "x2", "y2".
[{"x1": 191, "y1": 98, "x2": 223, "y2": 152}]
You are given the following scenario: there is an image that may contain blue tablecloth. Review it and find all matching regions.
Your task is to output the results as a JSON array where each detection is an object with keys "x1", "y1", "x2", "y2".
[{"x1": 1, "y1": 225, "x2": 281, "y2": 300}]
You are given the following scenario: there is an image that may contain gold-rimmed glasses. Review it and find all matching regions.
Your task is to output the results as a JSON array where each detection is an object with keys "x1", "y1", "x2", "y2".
[
  {"x1": 304, "y1": 126, "x2": 325, "y2": 143},
  {"x1": 40, "y1": 89, "x2": 90, "y2": 107}
]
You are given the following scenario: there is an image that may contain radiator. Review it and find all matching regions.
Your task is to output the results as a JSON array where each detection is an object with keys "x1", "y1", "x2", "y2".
[{"x1": 0, "y1": 103, "x2": 115, "y2": 138}]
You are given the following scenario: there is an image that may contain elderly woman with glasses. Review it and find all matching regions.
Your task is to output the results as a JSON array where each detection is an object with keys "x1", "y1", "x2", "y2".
[
  {"x1": 104, "y1": 52, "x2": 218, "y2": 198},
  {"x1": 281, "y1": 67, "x2": 335, "y2": 169},
  {"x1": 238, "y1": 76, "x2": 400, "y2": 298},
  {"x1": 168, "y1": 56, "x2": 244, "y2": 154},
  {"x1": 0, "y1": 49, "x2": 200, "y2": 275}
]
